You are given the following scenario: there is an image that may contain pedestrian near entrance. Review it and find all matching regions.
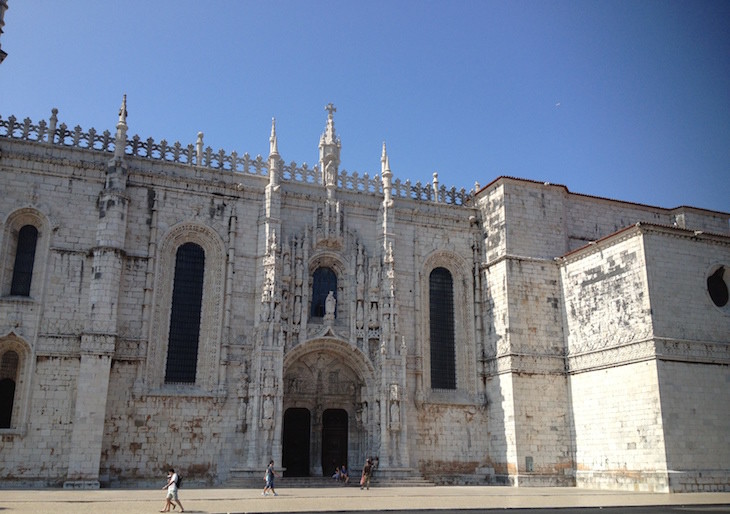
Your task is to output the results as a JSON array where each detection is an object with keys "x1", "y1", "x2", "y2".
[
  {"x1": 262, "y1": 460, "x2": 278, "y2": 496},
  {"x1": 360, "y1": 458, "x2": 373, "y2": 490},
  {"x1": 160, "y1": 468, "x2": 184, "y2": 512}
]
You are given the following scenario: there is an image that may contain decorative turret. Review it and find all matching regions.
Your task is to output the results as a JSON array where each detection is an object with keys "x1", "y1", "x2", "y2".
[{"x1": 319, "y1": 103, "x2": 341, "y2": 199}]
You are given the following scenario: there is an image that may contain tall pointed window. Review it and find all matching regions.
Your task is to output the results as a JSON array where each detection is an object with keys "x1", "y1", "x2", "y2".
[
  {"x1": 430, "y1": 267, "x2": 456, "y2": 389},
  {"x1": 10, "y1": 225, "x2": 38, "y2": 297},
  {"x1": 0, "y1": 350, "x2": 19, "y2": 428},
  {"x1": 311, "y1": 267, "x2": 337, "y2": 318},
  {"x1": 165, "y1": 243, "x2": 205, "y2": 384}
]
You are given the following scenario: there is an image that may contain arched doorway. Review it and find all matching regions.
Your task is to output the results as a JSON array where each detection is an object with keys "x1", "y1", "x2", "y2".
[
  {"x1": 282, "y1": 339, "x2": 376, "y2": 477},
  {"x1": 282, "y1": 408, "x2": 310, "y2": 477},
  {"x1": 322, "y1": 409, "x2": 348, "y2": 477}
]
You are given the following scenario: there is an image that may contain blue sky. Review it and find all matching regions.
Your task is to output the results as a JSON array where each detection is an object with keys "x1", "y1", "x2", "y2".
[{"x1": 1, "y1": 0, "x2": 728, "y2": 212}]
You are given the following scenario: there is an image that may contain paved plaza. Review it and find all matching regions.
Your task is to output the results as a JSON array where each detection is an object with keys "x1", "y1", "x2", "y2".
[{"x1": 1, "y1": 485, "x2": 729, "y2": 514}]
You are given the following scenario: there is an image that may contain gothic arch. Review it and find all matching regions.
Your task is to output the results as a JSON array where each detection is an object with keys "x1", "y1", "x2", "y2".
[
  {"x1": 282, "y1": 337, "x2": 376, "y2": 474},
  {"x1": 0, "y1": 332, "x2": 32, "y2": 433},
  {"x1": 146, "y1": 222, "x2": 226, "y2": 393},
  {"x1": 283, "y1": 338, "x2": 375, "y2": 393},
  {"x1": 420, "y1": 250, "x2": 478, "y2": 396},
  {"x1": 1, "y1": 208, "x2": 53, "y2": 299}
]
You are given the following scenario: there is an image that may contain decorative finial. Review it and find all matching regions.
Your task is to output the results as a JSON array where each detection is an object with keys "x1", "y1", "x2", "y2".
[
  {"x1": 118, "y1": 94, "x2": 128, "y2": 125},
  {"x1": 269, "y1": 117, "x2": 279, "y2": 156},
  {"x1": 325, "y1": 103, "x2": 336, "y2": 118},
  {"x1": 381, "y1": 141, "x2": 387, "y2": 163}
]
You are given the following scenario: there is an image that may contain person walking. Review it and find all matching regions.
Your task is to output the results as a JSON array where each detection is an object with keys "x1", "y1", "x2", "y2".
[
  {"x1": 360, "y1": 458, "x2": 373, "y2": 490},
  {"x1": 160, "y1": 468, "x2": 184, "y2": 512},
  {"x1": 262, "y1": 460, "x2": 278, "y2": 496}
]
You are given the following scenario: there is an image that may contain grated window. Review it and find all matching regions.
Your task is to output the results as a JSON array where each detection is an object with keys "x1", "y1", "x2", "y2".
[
  {"x1": 165, "y1": 243, "x2": 205, "y2": 384},
  {"x1": 10, "y1": 225, "x2": 38, "y2": 296},
  {"x1": 430, "y1": 267, "x2": 456, "y2": 389}
]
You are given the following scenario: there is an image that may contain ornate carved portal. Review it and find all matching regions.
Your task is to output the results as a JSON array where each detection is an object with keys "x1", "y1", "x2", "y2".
[{"x1": 282, "y1": 339, "x2": 375, "y2": 477}]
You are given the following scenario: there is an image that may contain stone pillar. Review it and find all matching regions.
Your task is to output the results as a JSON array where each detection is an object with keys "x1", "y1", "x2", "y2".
[{"x1": 65, "y1": 100, "x2": 129, "y2": 488}]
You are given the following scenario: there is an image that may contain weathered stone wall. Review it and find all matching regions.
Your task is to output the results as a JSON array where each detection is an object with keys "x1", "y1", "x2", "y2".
[
  {"x1": 570, "y1": 361, "x2": 669, "y2": 492},
  {"x1": 2, "y1": 115, "x2": 729, "y2": 490},
  {"x1": 658, "y1": 360, "x2": 730, "y2": 491},
  {"x1": 0, "y1": 356, "x2": 78, "y2": 484},
  {"x1": 561, "y1": 230, "x2": 651, "y2": 360},
  {"x1": 641, "y1": 230, "x2": 730, "y2": 491}
]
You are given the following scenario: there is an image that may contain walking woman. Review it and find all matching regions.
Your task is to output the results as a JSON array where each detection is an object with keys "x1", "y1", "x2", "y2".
[{"x1": 262, "y1": 460, "x2": 278, "y2": 496}]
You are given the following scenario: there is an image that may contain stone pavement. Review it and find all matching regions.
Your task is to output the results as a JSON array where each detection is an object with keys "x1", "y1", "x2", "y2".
[
  {"x1": 0, "y1": 479, "x2": 730, "y2": 514},
  {"x1": 1, "y1": 485, "x2": 730, "y2": 514}
]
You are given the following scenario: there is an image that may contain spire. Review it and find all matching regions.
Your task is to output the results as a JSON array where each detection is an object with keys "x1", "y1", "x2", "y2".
[
  {"x1": 319, "y1": 103, "x2": 341, "y2": 196},
  {"x1": 113, "y1": 94, "x2": 128, "y2": 160},
  {"x1": 269, "y1": 117, "x2": 279, "y2": 156},
  {"x1": 323, "y1": 103, "x2": 337, "y2": 144},
  {"x1": 381, "y1": 141, "x2": 393, "y2": 205},
  {"x1": 268, "y1": 117, "x2": 281, "y2": 187}
]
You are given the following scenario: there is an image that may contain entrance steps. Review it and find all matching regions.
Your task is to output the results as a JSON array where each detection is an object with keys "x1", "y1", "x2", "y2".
[{"x1": 225, "y1": 468, "x2": 434, "y2": 488}]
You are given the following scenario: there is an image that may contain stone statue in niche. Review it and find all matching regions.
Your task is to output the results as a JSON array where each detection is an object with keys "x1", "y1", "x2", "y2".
[
  {"x1": 368, "y1": 302, "x2": 379, "y2": 329},
  {"x1": 369, "y1": 264, "x2": 379, "y2": 292},
  {"x1": 324, "y1": 290, "x2": 336, "y2": 321}
]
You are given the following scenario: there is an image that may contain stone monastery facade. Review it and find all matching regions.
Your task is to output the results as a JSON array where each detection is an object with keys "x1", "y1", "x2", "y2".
[{"x1": 0, "y1": 99, "x2": 729, "y2": 493}]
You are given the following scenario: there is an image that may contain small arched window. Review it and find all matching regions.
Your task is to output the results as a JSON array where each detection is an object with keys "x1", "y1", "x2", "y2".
[
  {"x1": 311, "y1": 267, "x2": 337, "y2": 318},
  {"x1": 10, "y1": 225, "x2": 38, "y2": 297},
  {"x1": 0, "y1": 350, "x2": 19, "y2": 428},
  {"x1": 165, "y1": 243, "x2": 205, "y2": 384},
  {"x1": 429, "y1": 267, "x2": 455, "y2": 389}
]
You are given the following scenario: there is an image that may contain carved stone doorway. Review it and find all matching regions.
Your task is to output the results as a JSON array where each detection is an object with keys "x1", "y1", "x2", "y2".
[
  {"x1": 282, "y1": 408, "x2": 311, "y2": 477},
  {"x1": 321, "y1": 408, "x2": 348, "y2": 477}
]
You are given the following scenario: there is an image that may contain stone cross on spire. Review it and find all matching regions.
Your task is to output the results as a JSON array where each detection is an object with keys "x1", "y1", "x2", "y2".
[{"x1": 319, "y1": 102, "x2": 341, "y2": 195}]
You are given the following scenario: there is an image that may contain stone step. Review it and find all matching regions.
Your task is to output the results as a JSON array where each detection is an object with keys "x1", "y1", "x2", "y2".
[{"x1": 225, "y1": 473, "x2": 435, "y2": 489}]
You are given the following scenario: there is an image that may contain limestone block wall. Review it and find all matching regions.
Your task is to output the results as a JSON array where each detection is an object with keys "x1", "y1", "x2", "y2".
[
  {"x1": 510, "y1": 373, "x2": 573, "y2": 485},
  {"x1": 0, "y1": 356, "x2": 78, "y2": 484},
  {"x1": 501, "y1": 182, "x2": 568, "y2": 260},
  {"x1": 640, "y1": 229, "x2": 730, "y2": 491},
  {"x1": 500, "y1": 258, "x2": 572, "y2": 485},
  {"x1": 561, "y1": 230, "x2": 669, "y2": 491},
  {"x1": 413, "y1": 403, "x2": 488, "y2": 478},
  {"x1": 561, "y1": 230, "x2": 652, "y2": 357},
  {"x1": 657, "y1": 360, "x2": 730, "y2": 491},
  {"x1": 569, "y1": 361, "x2": 669, "y2": 492},
  {"x1": 475, "y1": 183, "x2": 506, "y2": 263},
  {"x1": 642, "y1": 229, "x2": 730, "y2": 342},
  {"x1": 100, "y1": 361, "x2": 238, "y2": 485},
  {"x1": 484, "y1": 372, "x2": 517, "y2": 480}
]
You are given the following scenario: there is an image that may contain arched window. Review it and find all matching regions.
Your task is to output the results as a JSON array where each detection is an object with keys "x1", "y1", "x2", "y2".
[
  {"x1": 0, "y1": 350, "x2": 19, "y2": 428},
  {"x1": 165, "y1": 243, "x2": 205, "y2": 384},
  {"x1": 311, "y1": 267, "x2": 337, "y2": 318},
  {"x1": 430, "y1": 267, "x2": 455, "y2": 389},
  {"x1": 10, "y1": 225, "x2": 38, "y2": 297}
]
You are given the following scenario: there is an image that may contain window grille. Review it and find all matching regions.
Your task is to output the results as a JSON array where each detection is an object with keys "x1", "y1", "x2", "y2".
[
  {"x1": 10, "y1": 225, "x2": 38, "y2": 296},
  {"x1": 429, "y1": 267, "x2": 456, "y2": 389},
  {"x1": 165, "y1": 243, "x2": 205, "y2": 384},
  {"x1": 311, "y1": 267, "x2": 337, "y2": 318},
  {"x1": 0, "y1": 351, "x2": 19, "y2": 428}
]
